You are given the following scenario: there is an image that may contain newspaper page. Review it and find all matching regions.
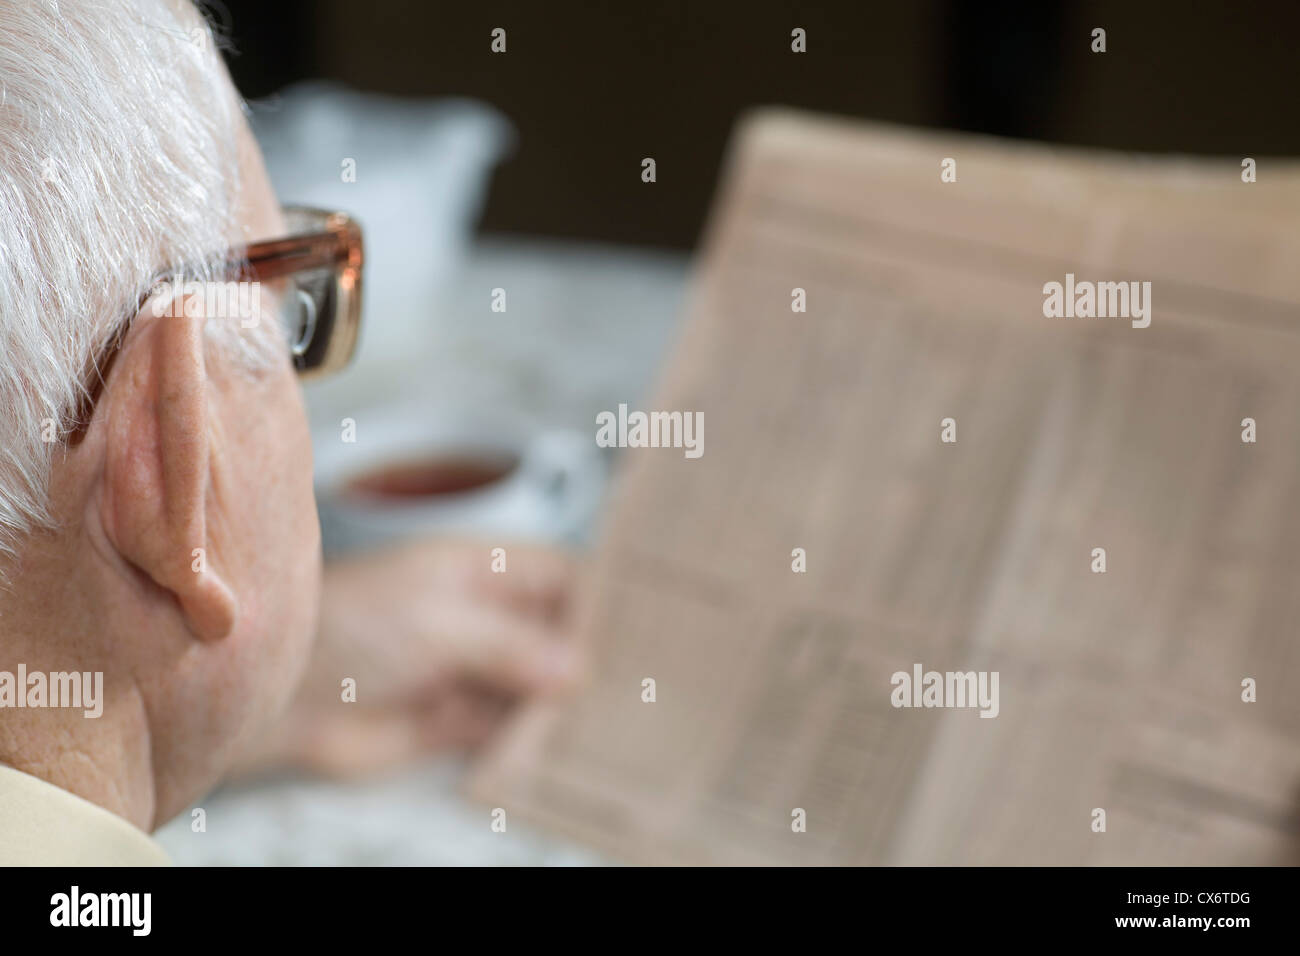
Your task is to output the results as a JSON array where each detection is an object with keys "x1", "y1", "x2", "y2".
[{"x1": 469, "y1": 109, "x2": 1300, "y2": 865}]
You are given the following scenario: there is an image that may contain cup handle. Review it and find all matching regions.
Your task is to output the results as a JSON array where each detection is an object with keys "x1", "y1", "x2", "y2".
[{"x1": 519, "y1": 430, "x2": 605, "y2": 542}]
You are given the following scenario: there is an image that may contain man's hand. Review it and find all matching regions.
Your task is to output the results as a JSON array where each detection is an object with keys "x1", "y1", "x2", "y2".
[{"x1": 232, "y1": 537, "x2": 581, "y2": 778}]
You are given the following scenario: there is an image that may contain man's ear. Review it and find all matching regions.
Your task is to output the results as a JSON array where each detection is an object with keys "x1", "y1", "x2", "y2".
[{"x1": 99, "y1": 310, "x2": 237, "y2": 642}]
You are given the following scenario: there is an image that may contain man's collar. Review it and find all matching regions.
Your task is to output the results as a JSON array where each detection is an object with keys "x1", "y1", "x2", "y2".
[{"x1": 0, "y1": 763, "x2": 170, "y2": 866}]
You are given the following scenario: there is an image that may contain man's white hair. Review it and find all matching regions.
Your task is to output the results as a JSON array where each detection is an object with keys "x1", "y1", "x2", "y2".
[{"x1": 0, "y1": 0, "x2": 264, "y2": 564}]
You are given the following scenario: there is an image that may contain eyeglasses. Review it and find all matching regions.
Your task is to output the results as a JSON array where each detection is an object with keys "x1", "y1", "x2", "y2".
[{"x1": 64, "y1": 206, "x2": 364, "y2": 445}]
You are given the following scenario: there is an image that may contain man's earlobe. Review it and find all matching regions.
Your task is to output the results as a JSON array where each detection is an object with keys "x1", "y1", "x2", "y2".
[{"x1": 99, "y1": 310, "x2": 237, "y2": 642}]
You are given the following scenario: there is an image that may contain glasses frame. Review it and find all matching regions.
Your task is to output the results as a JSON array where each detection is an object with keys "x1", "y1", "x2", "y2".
[{"x1": 64, "y1": 206, "x2": 363, "y2": 445}]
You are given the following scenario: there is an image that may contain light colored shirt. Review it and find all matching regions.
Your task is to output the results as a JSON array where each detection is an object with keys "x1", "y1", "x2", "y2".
[{"x1": 0, "y1": 763, "x2": 169, "y2": 865}]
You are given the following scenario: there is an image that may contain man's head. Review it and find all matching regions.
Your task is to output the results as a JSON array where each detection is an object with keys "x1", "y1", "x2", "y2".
[{"x1": 0, "y1": 0, "x2": 321, "y2": 828}]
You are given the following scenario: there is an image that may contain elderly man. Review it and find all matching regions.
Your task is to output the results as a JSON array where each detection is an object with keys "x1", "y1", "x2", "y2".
[{"x1": 0, "y1": 0, "x2": 576, "y2": 864}]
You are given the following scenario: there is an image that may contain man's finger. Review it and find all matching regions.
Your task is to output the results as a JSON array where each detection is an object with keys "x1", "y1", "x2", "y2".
[
  {"x1": 434, "y1": 601, "x2": 583, "y2": 694},
  {"x1": 471, "y1": 541, "x2": 579, "y2": 624}
]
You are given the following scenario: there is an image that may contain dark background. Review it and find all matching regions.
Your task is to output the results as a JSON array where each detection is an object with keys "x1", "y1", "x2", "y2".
[{"x1": 211, "y1": 0, "x2": 1300, "y2": 250}]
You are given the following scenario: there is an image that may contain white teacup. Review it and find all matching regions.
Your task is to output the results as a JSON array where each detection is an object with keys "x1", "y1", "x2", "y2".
[{"x1": 314, "y1": 414, "x2": 604, "y2": 555}]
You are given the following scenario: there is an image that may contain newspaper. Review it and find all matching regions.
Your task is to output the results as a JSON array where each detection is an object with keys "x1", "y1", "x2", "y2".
[{"x1": 469, "y1": 109, "x2": 1300, "y2": 865}]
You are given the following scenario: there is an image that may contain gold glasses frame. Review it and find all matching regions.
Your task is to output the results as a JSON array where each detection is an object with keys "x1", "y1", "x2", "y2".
[{"x1": 65, "y1": 206, "x2": 364, "y2": 445}]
